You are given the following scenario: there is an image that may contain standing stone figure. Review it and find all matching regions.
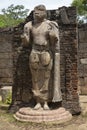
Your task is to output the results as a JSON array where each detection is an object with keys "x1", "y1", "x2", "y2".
[{"x1": 21, "y1": 5, "x2": 62, "y2": 110}]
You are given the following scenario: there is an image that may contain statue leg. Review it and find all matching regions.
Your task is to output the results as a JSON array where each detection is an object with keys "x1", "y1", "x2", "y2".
[
  {"x1": 42, "y1": 69, "x2": 52, "y2": 110},
  {"x1": 40, "y1": 52, "x2": 53, "y2": 110},
  {"x1": 30, "y1": 69, "x2": 42, "y2": 110},
  {"x1": 29, "y1": 51, "x2": 42, "y2": 109},
  {"x1": 29, "y1": 51, "x2": 53, "y2": 110}
]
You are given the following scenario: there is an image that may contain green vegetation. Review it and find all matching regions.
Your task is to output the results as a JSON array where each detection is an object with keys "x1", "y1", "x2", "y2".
[
  {"x1": 5, "y1": 92, "x2": 12, "y2": 105},
  {"x1": 0, "y1": 4, "x2": 29, "y2": 27},
  {"x1": 71, "y1": 0, "x2": 87, "y2": 23}
]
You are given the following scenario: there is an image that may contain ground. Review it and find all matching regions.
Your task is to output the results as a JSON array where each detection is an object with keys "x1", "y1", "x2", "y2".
[{"x1": 0, "y1": 96, "x2": 87, "y2": 130}]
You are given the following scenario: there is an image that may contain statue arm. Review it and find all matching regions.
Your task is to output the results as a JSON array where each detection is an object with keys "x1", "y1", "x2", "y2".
[
  {"x1": 48, "y1": 21, "x2": 60, "y2": 53},
  {"x1": 21, "y1": 22, "x2": 32, "y2": 47}
]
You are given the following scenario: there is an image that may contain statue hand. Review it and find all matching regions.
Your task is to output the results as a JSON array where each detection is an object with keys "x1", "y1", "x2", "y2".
[
  {"x1": 21, "y1": 34, "x2": 25, "y2": 39},
  {"x1": 20, "y1": 34, "x2": 29, "y2": 46},
  {"x1": 21, "y1": 34, "x2": 26, "y2": 42}
]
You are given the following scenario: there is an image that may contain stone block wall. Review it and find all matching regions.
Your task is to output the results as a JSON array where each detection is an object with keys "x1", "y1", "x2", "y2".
[
  {"x1": 78, "y1": 24, "x2": 87, "y2": 94},
  {"x1": 58, "y1": 7, "x2": 80, "y2": 114},
  {"x1": 0, "y1": 28, "x2": 13, "y2": 86}
]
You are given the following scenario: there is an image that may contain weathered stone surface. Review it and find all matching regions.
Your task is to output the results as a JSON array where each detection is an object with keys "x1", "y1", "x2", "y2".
[
  {"x1": 0, "y1": 28, "x2": 13, "y2": 86},
  {"x1": 1, "y1": 86, "x2": 12, "y2": 102},
  {"x1": 79, "y1": 95, "x2": 87, "y2": 117},
  {"x1": 0, "y1": 69, "x2": 13, "y2": 78},
  {"x1": 14, "y1": 107, "x2": 72, "y2": 123},
  {"x1": 78, "y1": 124, "x2": 87, "y2": 130},
  {"x1": 80, "y1": 58, "x2": 87, "y2": 64},
  {"x1": 78, "y1": 23, "x2": 87, "y2": 94}
]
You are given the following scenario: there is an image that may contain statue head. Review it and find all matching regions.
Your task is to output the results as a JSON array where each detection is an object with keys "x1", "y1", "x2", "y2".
[{"x1": 33, "y1": 5, "x2": 47, "y2": 22}]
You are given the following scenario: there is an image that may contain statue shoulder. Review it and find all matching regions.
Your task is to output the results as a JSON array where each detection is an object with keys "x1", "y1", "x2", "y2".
[
  {"x1": 51, "y1": 21, "x2": 59, "y2": 28},
  {"x1": 24, "y1": 21, "x2": 32, "y2": 30},
  {"x1": 45, "y1": 20, "x2": 59, "y2": 29}
]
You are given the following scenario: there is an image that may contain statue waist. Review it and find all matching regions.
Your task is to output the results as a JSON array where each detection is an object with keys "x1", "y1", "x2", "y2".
[{"x1": 32, "y1": 44, "x2": 49, "y2": 51}]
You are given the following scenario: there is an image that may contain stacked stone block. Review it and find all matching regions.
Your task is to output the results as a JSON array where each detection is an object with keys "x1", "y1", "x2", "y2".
[
  {"x1": 0, "y1": 28, "x2": 13, "y2": 86},
  {"x1": 78, "y1": 24, "x2": 87, "y2": 94}
]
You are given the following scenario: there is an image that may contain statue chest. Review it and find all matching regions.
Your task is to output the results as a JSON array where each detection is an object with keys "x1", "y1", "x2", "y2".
[{"x1": 31, "y1": 22, "x2": 49, "y2": 37}]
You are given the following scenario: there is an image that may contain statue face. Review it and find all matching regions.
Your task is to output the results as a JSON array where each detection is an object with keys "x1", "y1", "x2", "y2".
[{"x1": 33, "y1": 5, "x2": 46, "y2": 21}]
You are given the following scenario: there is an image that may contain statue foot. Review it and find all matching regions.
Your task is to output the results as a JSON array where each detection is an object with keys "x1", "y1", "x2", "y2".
[
  {"x1": 34, "y1": 103, "x2": 41, "y2": 110},
  {"x1": 43, "y1": 102, "x2": 49, "y2": 110}
]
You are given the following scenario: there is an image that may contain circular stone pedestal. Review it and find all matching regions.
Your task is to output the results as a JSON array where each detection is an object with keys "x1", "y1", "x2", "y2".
[{"x1": 14, "y1": 107, "x2": 72, "y2": 123}]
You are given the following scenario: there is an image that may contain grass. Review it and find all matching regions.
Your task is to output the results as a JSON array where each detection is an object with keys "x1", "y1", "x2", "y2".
[
  {"x1": 0, "y1": 102, "x2": 45, "y2": 128},
  {"x1": 0, "y1": 101, "x2": 87, "y2": 130},
  {"x1": 0, "y1": 102, "x2": 15, "y2": 122}
]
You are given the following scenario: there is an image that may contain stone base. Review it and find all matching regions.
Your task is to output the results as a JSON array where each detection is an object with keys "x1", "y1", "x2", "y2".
[
  {"x1": 14, "y1": 107, "x2": 72, "y2": 123},
  {"x1": 0, "y1": 86, "x2": 12, "y2": 102}
]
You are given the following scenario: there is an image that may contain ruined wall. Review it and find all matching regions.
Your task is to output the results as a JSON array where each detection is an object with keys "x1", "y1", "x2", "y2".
[
  {"x1": 9, "y1": 6, "x2": 80, "y2": 114},
  {"x1": 78, "y1": 24, "x2": 87, "y2": 94},
  {"x1": 0, "y1": 28, "x2": 13, "y2": 86},
  {"x1": 58, "y1": 7, "x2": 80, "y2": 114}
]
